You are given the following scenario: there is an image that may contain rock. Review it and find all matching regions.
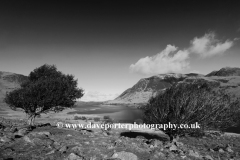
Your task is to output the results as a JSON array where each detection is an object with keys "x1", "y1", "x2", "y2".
[
  {"x1": 64, "y1": 153, "x2": 84, "y2": 160},
  {"x1": 45, "y1": 149, "x2": 56, "y2": 155},
  {"x1": 53, "y1": 141, "x2": 61, "y2": 149},
  {"x1": 189, "y1": 150, "x2": 201, "y2": 158},
  {"x1": 84, "y1": 141, "x2": 90, "y2": 145},
  {"x1": 30, "y1": 131, "x2": 51, "y2": 137},
  {"x1": 14, "y1": 128, "x2": 29, "y2": 137},
  {"x1": 219, "y1": 148, "x2": 224, "y2": 153},
  {"x1": 0, "y1": 135, "x2": 13, "y2": 143},
  {"x1": 129, "y1": 129, "x2": 170, "y2": 141},
  {"x1": 226, "y1": 145, "x2": 234, "y2": 153},
  {"x1": 3, "y1": 127, "x2": 12, "y2": 132},
  {"x1": 149, "y1": 139, "x2": 163, "y2": 147},
  {"x1": 153, "y1": 151, "x2": 165, "y2": 159},
  {"x1": 102, "y1": 131, "x2": 108, "y2": 136},
  {"x1": 169, "y1": 144, "x2": 178, "y2": 152},
  {"x1": 59, "y1": 145, "x2": 68, "y2": 153},
  {"x1": 32, "y1": 137, "x2": 54, "y2": 146},
  {"x1": 112, "y1": 151, "x2": 138, "y2": 160},
  {"x1": 203, "y1": 155, "x2": 214, "y2": 160},
  {"x1": 23, "y1": 135, "x2": 33, "y2": 143},
  {"x1": 71, "y1": 146, "x2": 83, "y2": 153}
]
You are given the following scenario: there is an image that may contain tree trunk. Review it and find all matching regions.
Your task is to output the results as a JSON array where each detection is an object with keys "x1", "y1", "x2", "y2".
[{"x1": 27, "y1": 114, "x2": 36, "y2": 126}]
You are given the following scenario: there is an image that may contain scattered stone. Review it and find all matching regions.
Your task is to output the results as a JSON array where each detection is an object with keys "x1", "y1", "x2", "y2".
[
  {"x1": 23, "y1": 135, "x2": 32, "y2": 143},
  {"x1": 102, "y1": 131, "x2": 108, "y2": 136},
  {"x1": 149, "y1": 139, "x2": 163, "y2": 147},
  {"x1": 30, "y1": 131, "x2": 51, "y2": 137},
  {"x1": 226, "y1": 145, "x2": 234, "y2": 153},
  {"x1": 14, "y1": 128, "x2": 29, "y2": 137},
  {"x1": 0, "y1": 135, "x2": 13, "y2": 143},
  {"x1": 203, "y1": 155, "x2": 214, "y2": 160},
  {"x1": 71, "y1": 146, "x2": 83, "y2": 153},
  {"x1": 45, "y1": 149, "x2": 56, "y2": 155},
  {"x1": 64, "y1": 153, "x2": 83, "y2": 160},
  {"x1": 84, "y1": 141, "x2": 90, "y2": 145},
  {"x1": 59, "y1": 145, "x2": 68, "y2": 153},
  {"x1": 209, "y1": 148, "x2": 214, "y2": 152},
  {"x1": 169, "y1": 144, "x2": 178, "y2": 152},
  {"x1": 189, "y1": 150, "x2": 201, "y2": 158},
  {"x1": 112, "y1": 151, "x2": 138, "y2": 160},
  {"x1": 153, "y1": 151, "x2": 165, "y2": 159},
  {"x1": 218, "y1": 148, "x2": 224, "y2": 153}
]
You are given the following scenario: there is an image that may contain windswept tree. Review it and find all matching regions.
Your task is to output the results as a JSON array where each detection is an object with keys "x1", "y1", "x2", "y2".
[
  {"x1": 143, "y1": 82, "x2": 240, "y2": 139},
  {"x1": 4, "y1": 64, "x2": 84, "y2": 126}
]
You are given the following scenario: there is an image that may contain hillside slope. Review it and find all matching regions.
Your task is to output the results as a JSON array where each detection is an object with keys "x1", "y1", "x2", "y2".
[
  {"x1": 206, "y1": 67, "x2": 240, "y2": 77},
  {"x1": 0, "y1": 71, "x2": 28, "y2": 101},
  {"x1": 106, "y1": 73, "x2": 202, "y2": 105}
]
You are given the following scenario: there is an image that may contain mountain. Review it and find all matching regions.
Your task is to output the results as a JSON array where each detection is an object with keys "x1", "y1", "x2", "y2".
[
  {"x1": 106, "y1": 67, "x2": 240, "y2": 105},
  {"x1": 206, "y1": 67, "x2": 240, "y2": 77},
  {"x1": 106, "y1": 73, "x2": 202, "y2": 105},
  {"x1": 181, "y1": 75, "x2": 240, "y2": 99},
  {"x1": 0, "y1": 71, "x2": 28, "y2": 101}
]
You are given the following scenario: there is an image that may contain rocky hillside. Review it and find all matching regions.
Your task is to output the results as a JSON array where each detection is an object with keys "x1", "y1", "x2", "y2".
[
  {"x1": 1, "y1": 117, "x2": 240, "y2": 160},
  {"x1": 106, "y1": 73, "x2": 202, "y2": 105},
  {"x1": 0, "y1": 71, "x2": 28, "y2": 101},
  {"x1": 206, "y1": 67, "x2": 240, "y2": 77}
]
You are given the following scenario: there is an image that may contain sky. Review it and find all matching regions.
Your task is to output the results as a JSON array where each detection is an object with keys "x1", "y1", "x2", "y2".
[{"x1": 0, "y1": 0, "x2": 240, "y2": 101}]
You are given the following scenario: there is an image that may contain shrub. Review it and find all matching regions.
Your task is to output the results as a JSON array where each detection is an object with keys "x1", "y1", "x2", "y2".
[
  {"x1": 74, "y1": 116, "x2": 80, "y2": 120},
  {"x1": 103, "y1": 115, "x2": 110, "y2": 120},
  {"x1": 93, "y1": 117, "x2": 100, "y2": 122},
  {"x1": 81, "y1": 116, "x2": 87, "y2": 120},
  {"x1": 143, "y1": 82, "x2": 240, "y2": 139},
  {"x1": 134, "y1": 119, "x2": 143, "y2": 124}
]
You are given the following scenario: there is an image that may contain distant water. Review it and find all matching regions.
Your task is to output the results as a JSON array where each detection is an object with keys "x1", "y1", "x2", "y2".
[
  {"x1": 68, "y1": 104, "x2": 144, "y2": 123},
  {"x1": 67, "y1": 104, "x2": 240, "y2": 133}
]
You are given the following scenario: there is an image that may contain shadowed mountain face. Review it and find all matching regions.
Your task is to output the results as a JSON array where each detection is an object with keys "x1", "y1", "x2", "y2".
[
  {"x1": 107, "y1": 67, "x2": 240, "y2": 105},
  {"x1": 106, "y1": 73, "x2": 202, "y2": 104},
  {"x1": 0, "y1": 71, "x2": 28, "y2": 101},
  {"x1": 206, "y1": 67, "x2": 240, "y2": 77}
]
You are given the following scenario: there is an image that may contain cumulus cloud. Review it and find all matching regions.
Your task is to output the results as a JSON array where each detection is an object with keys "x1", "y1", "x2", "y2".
[
  {"x1": 130, "y1": 32, "x2": 234, "y2": 75},
  {"x1": 81, "y1": 91, "x2": 119, "y2": 102},
  {"x1": 189, "y1": 33, "x2": 233, "y2": 58},
  {"x1": 129, "y1": 45, "x2": 190, "y2": 75}
]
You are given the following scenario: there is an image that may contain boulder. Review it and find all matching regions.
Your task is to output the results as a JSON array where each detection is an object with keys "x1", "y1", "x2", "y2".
[
  {"x1": 112, "y1": 151, "x2": 138, "y2": 160},
  {"x1": 64, "y1": 153, "x2": 84, "y2": 160}
]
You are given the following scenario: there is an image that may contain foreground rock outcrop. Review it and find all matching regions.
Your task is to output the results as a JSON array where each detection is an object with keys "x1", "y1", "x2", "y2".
[{"x1": 0, "y1": 117, "x2": 240, "y2": 160}]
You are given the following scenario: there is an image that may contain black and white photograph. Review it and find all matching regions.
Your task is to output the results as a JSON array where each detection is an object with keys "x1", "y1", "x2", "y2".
[{"x1": 0, "y1": 0, "x2": 240, "y2": 159}]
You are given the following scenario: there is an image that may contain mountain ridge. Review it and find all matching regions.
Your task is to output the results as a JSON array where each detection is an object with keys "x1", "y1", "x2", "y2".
[{"x1": 106, "y1": 67, "x2": 240, "y2": 105}]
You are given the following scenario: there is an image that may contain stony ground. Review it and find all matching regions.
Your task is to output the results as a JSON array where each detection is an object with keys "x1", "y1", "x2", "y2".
[{"x1": 0, "y1": 117, "x2": 240, "y2": 160}]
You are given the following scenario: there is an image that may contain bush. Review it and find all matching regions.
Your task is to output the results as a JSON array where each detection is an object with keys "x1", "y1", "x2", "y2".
[
  {"x1": 103, "y1": 115, "x2": 110, "y2": 120},
  {"x1": 93, "y1": 117, "x2": 100, "y2": 122},
  {"x1": 134, "y1": 119, "x2": 143, "y2": 124},
  {"x1": 81, "y1": 116, "x2": 87, "y2": 120},
  {"x1": 74, "y1": 116, "x2": 86, "y2": 120},
  {"x1": 143, "y1": 82, "x2": 240, "y2": 139}
]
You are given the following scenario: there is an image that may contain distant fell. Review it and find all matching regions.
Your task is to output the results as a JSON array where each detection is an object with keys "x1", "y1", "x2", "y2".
[
  {"x1": 206, "y1": 67, "x2": 240, "y2": 77},
  {"x1": 0, "y1": 71, "x2": 28, "y2": 101}
]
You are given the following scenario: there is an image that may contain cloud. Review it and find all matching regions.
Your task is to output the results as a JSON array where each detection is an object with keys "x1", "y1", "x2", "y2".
[
  {"x1": 130, "y1": 32, "x2": 234, "y2": 75},
  {"x1": 129, "y1": 45, "x2": 190, "y2": 75},
  {"x1": 81, "y1": 91, "x2": 119, "y2": 102},
  {"x1": 189, "y1": 33, "x2": 234, "y2": 58}
]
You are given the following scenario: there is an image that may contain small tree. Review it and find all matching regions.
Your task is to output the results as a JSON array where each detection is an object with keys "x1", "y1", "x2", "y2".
[
  {"x1": 143, "y1": 82, "x2": 240, "y2": 139},
  {"x1": 4, "y1": 64, "x2": 84, "y2": 126}
]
